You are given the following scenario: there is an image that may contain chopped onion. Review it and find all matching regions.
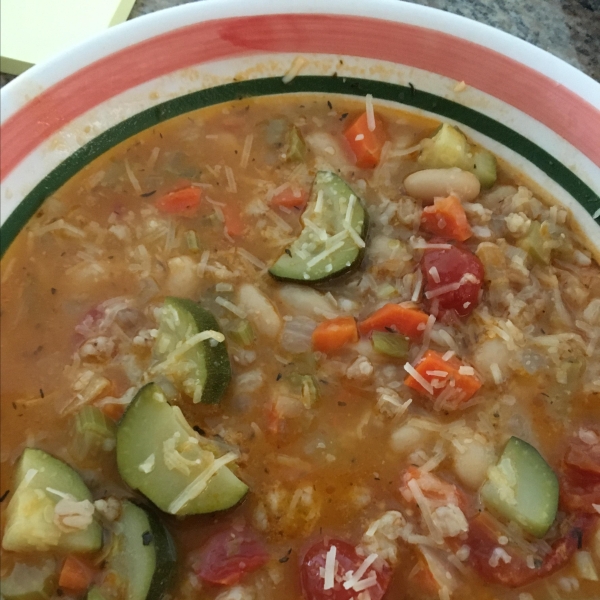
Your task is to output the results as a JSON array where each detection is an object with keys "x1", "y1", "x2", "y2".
[{"x1": 280, "y1": 317, "x2": 317, "y2": 354}]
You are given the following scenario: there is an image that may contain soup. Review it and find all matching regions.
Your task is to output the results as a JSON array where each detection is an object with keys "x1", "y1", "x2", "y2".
[{"x1": 1, "y1": 94, "x2": 599, "y2": 600}]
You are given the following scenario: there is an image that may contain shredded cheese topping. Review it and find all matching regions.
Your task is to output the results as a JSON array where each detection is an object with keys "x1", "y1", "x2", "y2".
[
  {"x1": 168, "y1": 452, "x2": 237, "y2": 514},
  {"x1": 323, "y1": 545, "x2": 337, "y2": 590}
]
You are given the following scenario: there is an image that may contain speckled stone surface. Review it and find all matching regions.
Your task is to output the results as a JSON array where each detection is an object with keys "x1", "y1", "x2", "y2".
[{"x1": 1, "y1": 0, "x2": 598, "y2": 87}]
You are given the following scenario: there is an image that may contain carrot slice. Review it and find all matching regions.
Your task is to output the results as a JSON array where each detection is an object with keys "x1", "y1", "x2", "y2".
[
  {"x1": 344, "y1": 112, "x2": 386, "y2": 168},
  {"x1": 100, "y1": 402, "x2": 126, "y2": 422},
  {"x1": 58, "y1": 556, "x2": 96, "y2": 593},
  {"x1": 219, "y1": 204, "x2": 245, "y2": 237},
  {"x1": 155, "y1": 186, "x2": 201, "y2": 217},
  {"x1": 358, "y1": 303, "x2": 429, "y2": 340},
  {"x1": 271, "y1": 187, "x2": 308, "y2": 210},
  {"x1": 312, "y1": 316, "x2": 359, "y2": 353},
  {"x1": 404, "y1": 349, "x2": 481, "y2": 407},
  {"x1": 421, "y1": 195, "x2": 472, "y2": 242}
]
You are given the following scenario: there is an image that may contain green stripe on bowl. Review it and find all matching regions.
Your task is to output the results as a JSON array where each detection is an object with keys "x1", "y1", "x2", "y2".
[{"x1": 1, "y1": 75, "x2": 598, "y2": 257}]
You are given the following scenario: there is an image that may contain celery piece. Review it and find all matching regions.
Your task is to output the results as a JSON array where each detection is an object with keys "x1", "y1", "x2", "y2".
[
  {"x1": 287, "y1": 126, "x2": 306, "y2": 162},
  {"x1": 229, "y1": 319, "x2": 255, "y2": 347},
  {"x1": 471, "y1": 149, "x2": 497, "y2": 189},
  {"x1": 518, "y1": 221, "x2": 552, "y2": 265},
  {"x1": 71, "y1": 405, "x2": 117, "y2": 459},
  {"x1": 371, "y1": 331, "x2": 410, "y2": 359},
  {"x1": 287, "y1": 374, "x2": 320, "y2": 408},
  {"x1": 1, "y1": 559, "x2": 57, "y2": 600},
  {"x1": 185, "y1": 230, "x2": 200, "y2": 253}
]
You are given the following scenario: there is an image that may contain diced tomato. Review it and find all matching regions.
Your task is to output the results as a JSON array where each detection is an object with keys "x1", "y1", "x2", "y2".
[
  {"x1": 400, "y1": 467, "x2": 468, "y2": 512},
  {"x1": 344, "y1": 112, "x2": 387, "y2": 169},
  {"x1": 300, "y1": 538, "x2": 391, "y2": 600},
  {"x1": 560, "y1": 431, "x2": 600, "y2": 513},
  {"x1": 404, "y1": 349, "x2": 482, "y2": 408},
  {"x1": 154, "y1": 186, "x2": 201, "y2": 217},
  {"x1": 421, "y1": 195, "x2": 472, "y2": 242},
  {"x1": 467, "y1": 512, "x2": 595, "y2": 588},
  {"x1": 358, "y1": 303, "x2": 429, "y2": 340},
  {"x1": 58, "y1": 556, "x2": 96, "y2": 593},
  {"x1": 271, "y1": 187, "x2": 308, "y2": 211},
  {"x1": 312, "y1": 317, "x2": 359, "y2": 353},
  {"x1": 192, "y1": 526, "x2": 269, "y2": 586},
  {"x1": 221, "y1": 204, "x2": 246, "y2": 237},
  {"x1": 420, "y1": 240, "x2": 484, "y2": 319}
]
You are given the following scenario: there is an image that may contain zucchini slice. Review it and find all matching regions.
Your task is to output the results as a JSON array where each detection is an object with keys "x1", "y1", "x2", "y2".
[
  {"x1": 95, "y1": 501, "x2": 176, "y2": 600},
  {"x1": 2, "y1": 449, "x2": 102, "y2": 553},
  {"x1": 481, "y1": 437, "x2": 559, "y2": 538},
  {"x1": 116, "y1": 383, "x2": 248, "y2": 515},
  {"x1": 269, "y1": 171, "x2": 369, "y2": 283},
  {"x1": 153, "y1": 297, "x2": 231, "y2": 404}
]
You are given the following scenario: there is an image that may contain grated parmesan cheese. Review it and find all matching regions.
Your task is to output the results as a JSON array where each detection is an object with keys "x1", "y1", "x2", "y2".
[
  {"x1": 169, "y1": 452, "x2": 237, "y2": 514},
  {"x1": 323, "y1": 545, "x2": 337, "y2": 590},
  {"x1": 240, "y1": 134, "x2": 253, "y2": 169},
  {"x1": 282, "y1": 56, "x2": 308, "y2": 84},
  {"x1": 365, "y1": 94, "x2": 376, "y2": 131},
  {"x1": 404, "y1": 362, "x2": 434, "y2": 396},
  {"x1": 138, "y1": 453, "x2": 156, "y2": 474}
]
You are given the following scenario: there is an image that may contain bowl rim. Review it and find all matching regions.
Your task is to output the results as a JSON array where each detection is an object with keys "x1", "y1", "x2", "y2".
[{"x1": 1, "y1": 0, "x2": 599, "y2": 254}]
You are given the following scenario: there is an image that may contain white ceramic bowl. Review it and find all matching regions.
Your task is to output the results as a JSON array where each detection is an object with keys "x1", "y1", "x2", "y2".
[{"x1": 1, "y1": 0, "x2": 599, "y2": 256}]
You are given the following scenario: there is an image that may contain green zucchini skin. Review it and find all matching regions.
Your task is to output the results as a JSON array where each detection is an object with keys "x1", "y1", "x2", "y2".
[
  {"x1": 269, "y1": 171, "x2": 369, "y2": 284},
  {"x1": 2, "y1": 448, "x2": 102, "y2": 554},
  {"x1": 154, "y1": 297, "x2": 231, "y2": 404},
  {"x1": 93, "y1": 501, "x2": 176, "y2": 600},
  {"x1": 481, "y1": 436, "x2": 559, "y2": 538},
  {"x1": 117, "y1": 383, "x2": 248, "y2": 516}
]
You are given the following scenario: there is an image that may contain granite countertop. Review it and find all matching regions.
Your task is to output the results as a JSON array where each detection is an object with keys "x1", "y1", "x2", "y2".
[{"x1": 1, "y1": 0, "x2": 598, "y2": 87}]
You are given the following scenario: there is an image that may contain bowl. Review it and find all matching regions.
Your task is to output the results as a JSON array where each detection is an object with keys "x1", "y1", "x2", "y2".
[{"x1": 1, "y1": 0, "x2": 599, "y2": 255}]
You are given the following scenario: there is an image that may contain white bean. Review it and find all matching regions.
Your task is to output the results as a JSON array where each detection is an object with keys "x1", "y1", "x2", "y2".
[
  {"x1": 471, "y1": 337, "x2": 511, "y2": 384},
  {"x1": 238, "y1": 284, "x2": 282, "y2": 338},
  {"x1": 165, "y1": 256, "x2": 198, "y2": 298},
  {"x1": 453, "y1": 439, "x2": 496, "y2": 489},
  {"x1": 404, "y1": 167, "x2": 480, "y2": 202},
  {"x1": 390, "y1": 423, "x2": 430, "y2": 454},
  {"x1": 278, "y1": 285, "x2": 339, "y2": 320}
]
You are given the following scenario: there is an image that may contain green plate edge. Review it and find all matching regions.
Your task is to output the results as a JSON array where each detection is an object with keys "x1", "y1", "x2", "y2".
[{"x1": 1, "y1": 75, "x2": 599, "y2": 258}]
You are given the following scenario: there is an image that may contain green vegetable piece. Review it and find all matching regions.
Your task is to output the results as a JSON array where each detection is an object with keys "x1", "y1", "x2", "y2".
[
  {"x1": 229, "y1": 319, "x2": 255, "y2": 347},
  {"x1": 418, "y1": 123, "x2": 497, "y2": 187},
  {"x1": 2, "y1": 449, "x2": 102, "y2": 553},
  {"x1": 419, "y1": 123, "x2": 471, "y2": 170},
  {"x1": 269, "y1": 171, "x2": 369, "y2": 283},
  {"x1": 117, "y1": 383, "x2": 248, "y2": 515},
  {"x1": 518, "y1": 221, "x2": 552, "y2": 265},
  {"x1": 481, "y1": 437, "x2": 559, "y2": 538},
  {"x1": 185, "y1": 230, "x2": 200, "y2": 253},
  {"x1": 287, "y1": 126, "x2": 306, "y2": 162},
  {"x1": 286, "y1": 374, "x2": 320, "y2": 408},
  {"x1": 98, "y1": 502, "x2": 176, "y2": 600},
  {"x1": 371, "y1": 331, "x2": 410, "y2": 359},
  {"x1": 154, "y1": 297, "x2": 231, "y2": 404},
  {"x1": 86, "y1": 589, "x2": 107, "y2": 600},
  {"x1": 1, "y1": 559, "x2": 57, "y2": 600},
  {"x1": 471, "y1": 149, "x2": 497, "y2": 189},
  {"x1": 70, "y1": 405, "x2": 116, "y2": 460}
]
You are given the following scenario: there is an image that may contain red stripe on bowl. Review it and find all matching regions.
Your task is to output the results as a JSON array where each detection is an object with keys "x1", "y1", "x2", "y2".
[{"x1": 1, "y1": 13, "x2": 599, "y2": 182}]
